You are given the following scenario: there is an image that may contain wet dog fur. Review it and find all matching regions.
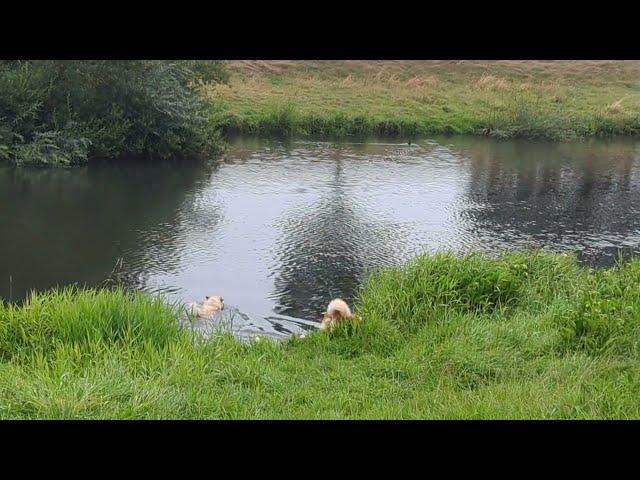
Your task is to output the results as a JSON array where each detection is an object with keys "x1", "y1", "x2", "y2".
[
  {"x1": 319, "y1": 298, "x2": 353, "y2": 331},
  {"x1": 189, "y1": 294, "x2": 224, "y2": 318}
]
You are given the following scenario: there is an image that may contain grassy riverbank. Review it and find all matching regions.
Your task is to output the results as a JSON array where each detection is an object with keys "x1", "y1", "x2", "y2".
[
  {"x1": 2, "y1": 251, "x2": 640, "y2": 419},
  {"x1": 202, "y1": 60, "x2": 640, "y2": 140}
]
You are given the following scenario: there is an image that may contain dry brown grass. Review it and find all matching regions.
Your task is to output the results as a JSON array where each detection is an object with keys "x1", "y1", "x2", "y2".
[
  {"x1": 606, "y1": 98, "x2": 627, "y2": 115},
  {"x1": 474, "y1": 75, "x2": 510, "y2": 91},
  {"x1": 226, "y1": 60, "x2": 640, "y2": 82},
  {"x1": 228, "y1": 60, "x2": 300, "y2": 75},
  {"x1": 405, "y1": 75, "x2": 440, "y2": 89},
  {"x1": 205, "y1": 60, "x2": 640, "y2": 139}
]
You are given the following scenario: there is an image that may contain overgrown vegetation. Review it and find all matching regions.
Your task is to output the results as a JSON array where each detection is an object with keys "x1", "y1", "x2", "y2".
[
  {"x1": 202, "y1": 60, "x2": 640, "y2": 140},
  {"x1": 0, "y1": 60, "x2": 228, "y2": 166},
  {"x1": 4, "y1": 60, "x2": 637, "y2": 165},
  {"x1": 2, "y1": 251, "x2": 640, "y2": 419}
]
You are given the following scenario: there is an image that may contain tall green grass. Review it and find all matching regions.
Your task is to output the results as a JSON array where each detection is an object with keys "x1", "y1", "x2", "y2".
[{"x1": 2, "y1": 252, "x2": 640, "y2": 419}]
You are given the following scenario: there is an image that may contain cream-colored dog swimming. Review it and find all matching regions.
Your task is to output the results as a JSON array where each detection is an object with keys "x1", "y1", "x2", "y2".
[
  {"x1": 189, "y1": 294, "x2": 224, "y2": 318},
  {"x1": 320, "y1": 298, "x2": 353, "y2": 331}
]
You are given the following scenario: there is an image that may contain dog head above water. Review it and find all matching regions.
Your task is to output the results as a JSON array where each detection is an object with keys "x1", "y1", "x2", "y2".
[{"x1": 204, "y1": 295, "x2": 224, "y2": 309}]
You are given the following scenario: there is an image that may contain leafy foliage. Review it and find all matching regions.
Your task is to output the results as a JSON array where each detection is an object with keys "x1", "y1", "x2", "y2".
[{"x1": 0, "y1": 60, "x2": 228, "y2": 165}]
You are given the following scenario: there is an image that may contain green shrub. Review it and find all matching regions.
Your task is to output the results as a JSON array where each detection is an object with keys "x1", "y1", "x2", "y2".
[
  {"x1": 180, "y1": 60, "x2": 230, "y2": 84},
  {"x1": 0, "y1": 60, "x2": 228, "y2": 166}
]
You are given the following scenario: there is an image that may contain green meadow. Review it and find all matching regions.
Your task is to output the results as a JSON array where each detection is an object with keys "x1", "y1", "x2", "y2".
[
  {"x1": 2, "y1": 252, "x2": 640, "y2": 419},
  {"x1": 203, "y1": 60, "x2": 640, "y2": 140}
]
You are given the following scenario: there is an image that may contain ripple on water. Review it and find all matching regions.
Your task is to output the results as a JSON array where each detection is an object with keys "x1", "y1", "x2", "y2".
[{"x1": 3, "y1": 136, "x2": 640, "y2": 339}]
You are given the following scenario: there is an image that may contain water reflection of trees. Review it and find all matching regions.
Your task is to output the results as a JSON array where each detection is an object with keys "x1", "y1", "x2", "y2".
[
  {"x1": 270, "y1": 152, "x2": 404, "y2": 320},
  {"x1": 0, "y1": 159, "x2": 219, "y2": 301},
  {"x1": 453, "y1": 138, "x2": 640, "y2": 265}
]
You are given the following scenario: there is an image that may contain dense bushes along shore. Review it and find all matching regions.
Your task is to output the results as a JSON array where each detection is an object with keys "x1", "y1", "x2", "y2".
[{"x1": 0, "y1": 60, "x2": 228, "y2": 166}]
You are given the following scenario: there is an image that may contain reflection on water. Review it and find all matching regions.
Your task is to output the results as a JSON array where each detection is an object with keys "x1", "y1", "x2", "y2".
[
  {"x1": 457, "y1": 138, "x2": 640, "y2": 264},
  {"x1": 2, "y1": 136, "x2": 640, "y2": 338},
  {"x1": 270, "y1": 151, "x2": 410, "y2": 319}
]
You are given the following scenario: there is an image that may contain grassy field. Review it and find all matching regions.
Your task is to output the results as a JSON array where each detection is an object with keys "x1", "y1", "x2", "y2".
[
  {"x1": 2, "y1": 251, "x2": 640, "y2": 419},
  {"x1": 202, "y1": 60, "x2": 640, "y2": 140}
]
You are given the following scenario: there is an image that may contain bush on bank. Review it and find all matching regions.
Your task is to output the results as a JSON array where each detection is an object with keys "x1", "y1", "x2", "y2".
[{"x1": 0, "y1": 60, "x2": 228, "y2": 166}]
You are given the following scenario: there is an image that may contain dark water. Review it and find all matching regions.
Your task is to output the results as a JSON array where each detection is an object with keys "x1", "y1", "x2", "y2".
[{"x1": 2, "y1": 136, "x2": 640, "y2": 339}]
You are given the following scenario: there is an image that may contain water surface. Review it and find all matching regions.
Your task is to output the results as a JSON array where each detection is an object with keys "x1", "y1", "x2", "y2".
[{"x1": 2, "y1": 136, "x2": 640, "y2": 338}]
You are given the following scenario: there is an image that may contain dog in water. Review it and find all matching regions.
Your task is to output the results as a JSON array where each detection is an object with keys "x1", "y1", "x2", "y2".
[
  {"x1": 189, "y1": 294, "x2": 224, "y2": 318},
  {"x1": 319, "y1": 298, "x2": 354, "y2": 331}
]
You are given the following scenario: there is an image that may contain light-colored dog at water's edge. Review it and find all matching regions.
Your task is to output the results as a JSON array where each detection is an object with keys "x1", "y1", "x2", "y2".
[
  {"x1": 319, "y1": 298, "x2": 354, "y2": 331},
  {"x1": 188, "y1": 294, "x2": 224, "y2": 318},
  {"x1": 257, "y1": 298, "x2": 355, "y2": 341},
  {"x1": 187, "y1": 295, "x2": 355, "y2": 333}
]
